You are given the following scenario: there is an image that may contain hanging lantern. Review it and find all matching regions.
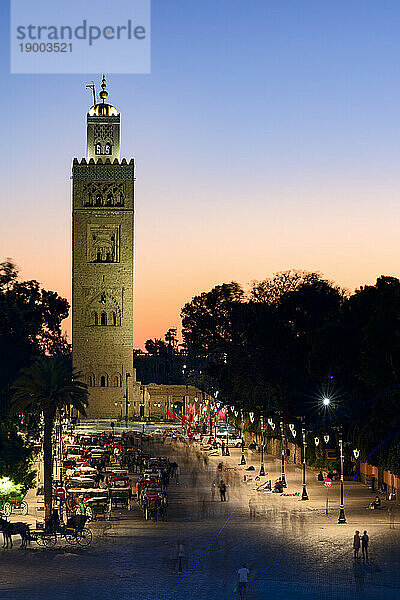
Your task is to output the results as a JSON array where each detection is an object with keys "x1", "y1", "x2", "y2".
[
  {"x1": 315, "y1": 437, "x2": 320, "y2": 446},
  {"x1": 292, "y1": 430, "x2": 297, "y2": 437},
  {"x1": 353, "y1": 448, "x2": 360, "y2": 460},
  {"x1": 249, "y1": 412, "x2": 255, "y2": 423},
  {"x1": 234, "y1": 411, "x2": 238, "y2": 418},
  {"x1": 267, "y1": 418, "x2": 273, "y2": 426},
  {"x1": 270, "y1": 422, "x2": 276, "y2": 430},
  {"x1": 289, "y1": 423, "x2": 294, "y2": 431},
  {"x1": 324, "y1": 434, "x2": 330, "y2": 444},
  {"x1": 230, "y1": 405, "x2": 235, "y2": 413}
]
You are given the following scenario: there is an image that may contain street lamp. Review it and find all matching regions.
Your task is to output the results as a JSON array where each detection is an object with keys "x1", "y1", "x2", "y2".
[
  {"x1": 259, "y1": 415, "x2": 265, "y2": 476},
  {"x1": 338, "y1": 427, "x2": 347, "y2": 524},
  {"x1": 240, "y1": 409, "x2": 246, "y2": 465},
  {"x1": 301, "y1": 418, "x2": 308, "y2": 500},
  {"x1": 280, "y1": 418, "x2": 287, "y2": 487}
]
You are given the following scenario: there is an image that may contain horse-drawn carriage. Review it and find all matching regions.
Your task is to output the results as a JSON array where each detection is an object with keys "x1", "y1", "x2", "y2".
[
  {"x1": 30, "y1": 514, "x2": 92, "y2": 547},
  {"x1": 108, "y1": 476, "x2": 131, "y2": 510},
  {"x1": 66, "y1": 488, "x2": 111, "y2": 521},
  {"x1": 0, "y1": 492, "x2": 28, "y2": 517},
  {"x1": 140, "y1": 485, "x2": 167, "y2": 521}
]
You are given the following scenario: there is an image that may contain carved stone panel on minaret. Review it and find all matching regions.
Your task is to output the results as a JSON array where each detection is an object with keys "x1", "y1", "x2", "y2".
[{"x1": 87, "y1": 224, "x2": 120, "y2": 263}]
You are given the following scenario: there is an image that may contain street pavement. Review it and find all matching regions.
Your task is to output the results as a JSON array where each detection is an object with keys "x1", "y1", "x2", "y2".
[{"x1": 0, "y1": 437, "x2": 399, "y2": 600}]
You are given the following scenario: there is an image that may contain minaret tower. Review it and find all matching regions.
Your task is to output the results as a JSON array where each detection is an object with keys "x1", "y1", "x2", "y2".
[{"x1": 72, "y1": 76, "x2": 135, "y2": 418}]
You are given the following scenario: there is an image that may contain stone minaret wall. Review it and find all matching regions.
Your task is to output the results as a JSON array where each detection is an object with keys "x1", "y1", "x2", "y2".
[{"x1": 72, "y1": 153, "x2": 135, "y2": 418}]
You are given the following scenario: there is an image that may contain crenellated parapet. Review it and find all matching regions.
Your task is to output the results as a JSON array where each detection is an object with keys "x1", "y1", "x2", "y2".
[
  {"x1": 73, "y1": 158, "x2": 134, "y2": 165},
  {"x1": 72, "y1": 157, "x2": 135, "y2": 182}
]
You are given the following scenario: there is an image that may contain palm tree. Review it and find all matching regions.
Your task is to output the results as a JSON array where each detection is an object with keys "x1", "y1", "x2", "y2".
[{"x1": 12, "y1": 356, "x2": 88, "y2": 521}]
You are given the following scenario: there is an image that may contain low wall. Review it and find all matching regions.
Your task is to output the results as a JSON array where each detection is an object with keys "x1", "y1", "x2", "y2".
[{"x1": 360, "y1": 462, "x2": 400, "y2": 496}]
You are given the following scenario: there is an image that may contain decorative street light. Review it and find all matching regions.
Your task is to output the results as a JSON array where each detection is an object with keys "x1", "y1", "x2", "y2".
[
  {"x1": 280, "y1": 418, "x2": 287, "y2": 487},
  {"x1": 314, "y1": 436, "x2": 320, "y2": 446},
  {"x1": 259, "y1": 415, "x2": 265, "y2": 476},
  {"x1": 353, "y1": 448, "x2": 360, "y2": 460},
  {"x1": 338, "y1": 427, "x2": 347, "y2": 524},
  {"x1": 301, "y1": 418, "x2": 308, "y2": 500},
  {"x1": 324, "y1": 434, "x2": 330, "y2": 444},
  {"x1": 240, "y1": 409, "x2": 246, "y2": 465}
]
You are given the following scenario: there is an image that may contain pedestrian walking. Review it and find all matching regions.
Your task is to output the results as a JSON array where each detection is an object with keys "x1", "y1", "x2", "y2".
[
  {"x1": 221, "y1": 441, "x2": 225, "y2": 456},
  {"x1": 177, "y1": 542, "x2": 186, "y2": 573},
  {"x1": 361, "y1": 530, "x2": 369, "y2": 561},
  {"x1": 236, "y1": 564, "x2": 250, "y2": 599},
  {"x1": 353, "y1": 530, "x2": 361, "y2": 558},
  {"x1": 211, "y1": 480, "x2": 216, "y2": 501},
  {"x1": 175, "y1": 464, "x2": 180, "y2": 484},
  {"x1": 249, "y1": 497, "x2": 256, "y2": 519},
  {"x1": 219, "y1": 480, "x2": 227, "y2": 502}
]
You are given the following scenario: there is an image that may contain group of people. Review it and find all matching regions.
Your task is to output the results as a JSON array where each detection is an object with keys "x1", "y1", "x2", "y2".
[
  {"x1": 210, "y1": 479, "x2": 227, "y2": 501},
  {"x1": 353, "y1": 530, "x2": 369, "y2": 561}
]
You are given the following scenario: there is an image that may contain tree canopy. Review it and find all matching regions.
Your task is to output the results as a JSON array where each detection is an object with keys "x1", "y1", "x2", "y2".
[
  {"x1": 179, "y1": 271, "x2": 400, "y2": 474},
  {"x1": 0, "y1": 259, "x2": 71, "y2": 489}
]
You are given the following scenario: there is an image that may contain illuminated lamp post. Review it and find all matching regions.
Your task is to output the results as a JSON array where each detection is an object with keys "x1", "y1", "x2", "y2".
[
  {"x1": 338, "y1": 426, "x2": 347, "y2": 523},
  {"x1": 279, "y1": 418, "x2": 287, "y2": 487},
  {"x1": 300, "y1": 418, "x2": 308, "y2": 500},
  {"x1": 240, "y1": 409, "x2": 246, "y2": 465},
  {"x1": 259, "y1": 415, "x2": 265, "y2": 477}
]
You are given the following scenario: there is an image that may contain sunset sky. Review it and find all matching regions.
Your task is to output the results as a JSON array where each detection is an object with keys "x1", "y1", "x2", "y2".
[{"x1": 2, "y1": 1, "x2": 400, "y2": 348}]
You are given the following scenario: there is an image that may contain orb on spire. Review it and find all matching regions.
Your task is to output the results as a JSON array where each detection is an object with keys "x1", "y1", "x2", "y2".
[
  {"x1": 99, "y1": 74, "x2": 108, "y2": 102},
  {"x1": 87, "y1": 74, "x2": 119, "y2": 117}
]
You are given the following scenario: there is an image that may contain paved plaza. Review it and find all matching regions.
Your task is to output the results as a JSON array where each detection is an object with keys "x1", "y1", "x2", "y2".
[{"x1": 0, "y1": 436, "x2": 399, "y2": 600}]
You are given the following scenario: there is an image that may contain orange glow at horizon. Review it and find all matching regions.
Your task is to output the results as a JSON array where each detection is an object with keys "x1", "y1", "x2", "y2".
[{"x1": 4, "y1": 179, "x2": 400, "y2": 350}]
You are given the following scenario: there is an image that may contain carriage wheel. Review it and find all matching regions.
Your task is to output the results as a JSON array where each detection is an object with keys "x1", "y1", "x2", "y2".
[
  {"x1": 65, "y1": 532, "x2": 78, "y2": 545},
  {"x1": 42, "y1": 533, "x2": 57, "y2": 547},
  {"x1": 76, "y1": 527, "x2": 92, "y2": 547},
  {"x1": 3, "y1": 502, "x2": 11, "y2": 517},
  {"x1": 20, "y1": 501, "x2": 28, "y2": 516}
]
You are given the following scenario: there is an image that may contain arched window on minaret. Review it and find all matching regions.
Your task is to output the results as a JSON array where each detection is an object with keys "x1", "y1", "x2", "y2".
[
  {"x1": 100, "y1": 375, "x2": 106, "y2": 387},
  {"x1": 95, "y1": 142, "x2": 102, "y2": 155},
  {"x1": 101, "y1": 312, "x2": 107, "y2": 326},
  {"x1": 105, "y1": 143, "x2": 112, "y2": 155},
  {"x1": 95, "y1": 194, "x2": 102, "y2": 206},
  {"x1": 94, "y1": 312, "x2": 98, "y2": 326},
  {"x1": 111, "y1": 312, "x2": 117, "y2": 326},
  {"x1": 106, "y1": 194, "x2": 113, "y2": 206}
]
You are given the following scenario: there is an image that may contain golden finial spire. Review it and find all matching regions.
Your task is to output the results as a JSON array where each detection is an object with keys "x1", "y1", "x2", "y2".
[{"x1": 99, "y1": 74, "x2": 109, "y2": 103}]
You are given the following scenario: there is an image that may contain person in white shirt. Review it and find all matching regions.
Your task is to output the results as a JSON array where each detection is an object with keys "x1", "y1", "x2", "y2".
[{"x1": 237, "y1": 564, "x2": 250, "y2": 599}]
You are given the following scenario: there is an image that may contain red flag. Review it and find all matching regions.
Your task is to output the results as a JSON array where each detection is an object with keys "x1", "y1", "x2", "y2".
[{"x1": 167, "y1": 410, "x2": 176, "y2": 420}]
